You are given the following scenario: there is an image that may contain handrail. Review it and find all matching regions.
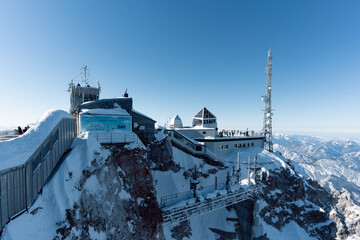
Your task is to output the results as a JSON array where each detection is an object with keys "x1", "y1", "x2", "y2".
[
  {"x1": 88, "y1": 132, "x2": 142, "y2": 145},
  {"x1": 160, "y1": 182, "x2": 228, "y2": 207},
  {"x1": 165, "y1": 129, "x2": 202, "y2": 146},
  {"x1": 162, "y1": 186, "x2": 261, "y2": 226}
]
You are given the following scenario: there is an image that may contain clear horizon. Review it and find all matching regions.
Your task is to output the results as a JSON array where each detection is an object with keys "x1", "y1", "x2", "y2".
[{"x1": 1, "y1": 0, "x2": 359, "y2": 134}]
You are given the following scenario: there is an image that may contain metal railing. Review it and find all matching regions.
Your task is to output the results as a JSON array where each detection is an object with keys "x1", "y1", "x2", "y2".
[
  {"x1": 160, "y1": 182, "x2": 227, "y2": 207},
  {"x1": 88, "y1": 132, "x2": 142, "y2": 145},
  {"x1": 162, "y1": 186, "x2": 261, "y2": 226}
]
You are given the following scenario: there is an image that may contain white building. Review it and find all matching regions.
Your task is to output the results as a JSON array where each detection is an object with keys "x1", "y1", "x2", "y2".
[{"x1": 166, "y1": 107, "x2": 264, "y2": 158}]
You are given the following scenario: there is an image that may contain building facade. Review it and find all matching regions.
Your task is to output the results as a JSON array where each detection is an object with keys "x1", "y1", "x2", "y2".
[{"x1": 167, "y1": 107, "x2": 264, "y2": 158}]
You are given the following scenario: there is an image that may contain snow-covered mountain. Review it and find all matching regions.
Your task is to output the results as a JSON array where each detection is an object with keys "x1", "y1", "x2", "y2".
[
  {"x1": 273, "y1": 134, "x2": 360, "y2": 202},
  {"x1": 2, "y1": 130, "x2": 353, "y2": 239},
  {"x1": 274, "y1": 133, "x2": 360, "y2": 239}
]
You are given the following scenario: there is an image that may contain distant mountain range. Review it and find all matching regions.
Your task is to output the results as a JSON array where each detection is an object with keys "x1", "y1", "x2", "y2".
[{"x1": 274, "y1": 133, "x2": 360, "y2": 203}]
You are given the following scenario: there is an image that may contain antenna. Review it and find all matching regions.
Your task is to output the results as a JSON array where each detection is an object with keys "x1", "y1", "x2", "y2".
[
  {"x1": 83, "y1": 65, "x2": 89, "y2": 85},
  {"x1": 262, "y1": 49, "x2": 274, "y2": 152}
]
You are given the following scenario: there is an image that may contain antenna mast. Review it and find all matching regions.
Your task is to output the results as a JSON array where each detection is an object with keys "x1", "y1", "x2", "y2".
[
  {"x1": 262, "y1": 49, "x2": 274, "y2": 152},
  {"x1": 83, "y1": 65, "x2": 89, "y2": 85}
]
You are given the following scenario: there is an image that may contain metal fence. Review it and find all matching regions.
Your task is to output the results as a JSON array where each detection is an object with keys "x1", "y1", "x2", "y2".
[
  {"x1": 88, "y1": 132, "x2": 143, "y2": 145},
  {"x1": 160, "y1": 182, "x2": 228, "y2": 207},
  {"x1": 0, "y1": 118, "x2": 76, "y2": 229}
]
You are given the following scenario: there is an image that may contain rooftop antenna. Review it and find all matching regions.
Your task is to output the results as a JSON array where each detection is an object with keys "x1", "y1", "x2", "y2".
[
  {"x1": 83, "y1": 65, "x2": 89, "y2": 86},
  {"x1": 262, "y1": 49, "x2": 274, "y2": 152}
]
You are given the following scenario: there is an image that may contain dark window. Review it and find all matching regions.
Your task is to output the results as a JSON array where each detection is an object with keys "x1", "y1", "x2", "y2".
[
  {"x1": 203, "y1": 131, "x2": 206, "y2": 134},
  {"x1": 84, "y1": 94, "x2": 97, "y2": 102},
  {"x1": 247, "y1": 143, "x2": 250, "y2": 147},
  {"x1": 196, "y1": 146, "x2": 202, "y2": 151},
  {"x1": 251, "y1": 143, "x2": 254, "y2": 147},
  {"x1": 52, "y1": 130, "x2": 59, "y2": 147},
  {"x1": 32, "y1": 154, "x2": 41, "y2": 173},
  {"x1": 243, "y1": 144, "x2": 246, "y2": 147},
  {"x1": 43, "y1": 141, "x2": 50, "y2": 159}
]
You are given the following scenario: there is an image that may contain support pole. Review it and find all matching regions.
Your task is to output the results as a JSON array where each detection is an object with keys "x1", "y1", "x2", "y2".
[
  {"x1": 237, "y1": 152, "x2": 241, "y2": 184},
  {"x1": 248, "y1": 156, "x2": 251, "y2": 185},
  {"x1": 254, "y1": 153, "x2": 257, "y2": 184}
]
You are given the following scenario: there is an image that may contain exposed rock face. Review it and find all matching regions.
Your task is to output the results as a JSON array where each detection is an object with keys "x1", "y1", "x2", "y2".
[
  {"x1": 148, "y1": 137, "x2": 181, "y2": 172},
  {"x1": 256, "y1": 168, "x2": 337, "y2": 240},
  {"x1": 330, "y1": 190, "x2": 360, "y2": 239},
  {"x1": 169, "y1": 220, "x2": 192, "y2": 240},
  {"x1": 56, "y1": 145, "x2": 163, "y2": 240}
]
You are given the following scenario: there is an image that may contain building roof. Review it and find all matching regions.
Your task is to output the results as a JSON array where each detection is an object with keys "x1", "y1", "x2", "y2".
[
  {"x1": 169, "y1": 115, "x2": 183, "y2": 128},
  {"x1": 193, "y1": 107, "x2": 216, "y2": 119},
  {"x1": 130, "y1": 109, "x2": 156, "y2": 123},
  {"x1": 0, "y1": 110, "x2": 74, "y2": 171},
  {"x1": 77, "y1": 97, "x2": 133, "y2": 111},
  {"x1": 80, "y1": 108, "x2": 130, "y2": 116}
]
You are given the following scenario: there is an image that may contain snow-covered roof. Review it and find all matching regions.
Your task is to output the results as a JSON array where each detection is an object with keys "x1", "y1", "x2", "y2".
[
  {"x1": 0, "y1": 110, "x2": 74, "y2": 171},
  {"x1": 80, "y1": 108, "x2": 130, "y2": 116},
  {"x1": 131, "y1": 109, "x2": 156, "y2": 122}
]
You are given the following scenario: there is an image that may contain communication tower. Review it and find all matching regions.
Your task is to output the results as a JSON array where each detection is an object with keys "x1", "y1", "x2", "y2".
[{"x1": 262, "y1": 49, "x2": 274, "y2": 152}]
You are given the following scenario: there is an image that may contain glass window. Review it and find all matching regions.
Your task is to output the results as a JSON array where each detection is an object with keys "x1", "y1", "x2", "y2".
[
  {"x1": 194, "y1": 119, "x2": 202, "y2": 126},
  {"x1": 251, "y1": 143, "x2": 254, "y2": 147}
]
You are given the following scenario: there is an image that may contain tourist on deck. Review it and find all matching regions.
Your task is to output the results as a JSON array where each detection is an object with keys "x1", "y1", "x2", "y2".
[{"x1": 17, "y1": 126, "x2": 23, "y2": 135}]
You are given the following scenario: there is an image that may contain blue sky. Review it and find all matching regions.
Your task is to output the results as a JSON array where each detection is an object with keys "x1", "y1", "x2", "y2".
[{"x1": 0, "y1": 0, "x2": 359, "y2": 134}]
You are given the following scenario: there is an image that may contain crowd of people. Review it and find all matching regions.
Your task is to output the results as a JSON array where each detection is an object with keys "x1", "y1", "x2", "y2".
[{"x1": 218, "y1": 129, "x2": 257, "y2": 137}]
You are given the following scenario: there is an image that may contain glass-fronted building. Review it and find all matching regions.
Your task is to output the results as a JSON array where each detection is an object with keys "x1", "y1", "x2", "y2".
[{"x1": 79, "y1": 108, "x2": 132, "y2": 133}]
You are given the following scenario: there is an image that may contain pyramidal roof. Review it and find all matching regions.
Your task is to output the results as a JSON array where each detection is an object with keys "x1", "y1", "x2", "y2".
[{"x1": 193, "y1": 107, "x2": 216, "y2": 119}]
